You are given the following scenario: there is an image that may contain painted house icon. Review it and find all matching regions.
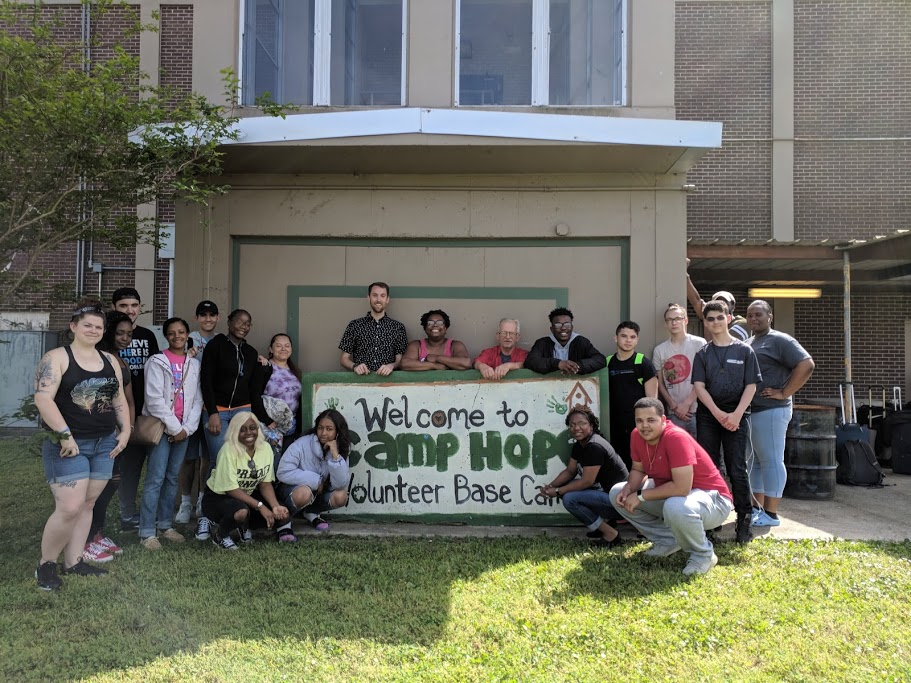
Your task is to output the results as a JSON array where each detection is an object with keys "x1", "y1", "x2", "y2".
[{"x1": 565, "y1": 382, "x2": 593, "y2": 409}]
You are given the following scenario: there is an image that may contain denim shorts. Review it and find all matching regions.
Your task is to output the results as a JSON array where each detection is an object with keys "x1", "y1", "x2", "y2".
[{"x1": 42, "y1": 432, "x2": 117, "y2": 484}]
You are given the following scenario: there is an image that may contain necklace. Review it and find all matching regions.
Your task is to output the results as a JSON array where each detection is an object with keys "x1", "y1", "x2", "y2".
[
  {"x1": 646, "y1": 440, "x2": 659, "y2": 470},
  {"x1": 710, "y1": 342, "x2": 731, "y2": 373}
]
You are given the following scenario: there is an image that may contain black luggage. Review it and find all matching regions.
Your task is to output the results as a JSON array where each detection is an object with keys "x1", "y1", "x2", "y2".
[
  {"x1": 836, "y1": 383, "x2": 886, "y2": 487},
  {"x1": 880, "y1": 410, "x2": 911, "y2": 475}
]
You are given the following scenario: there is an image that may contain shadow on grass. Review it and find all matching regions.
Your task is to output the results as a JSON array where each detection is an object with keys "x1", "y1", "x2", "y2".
[{"x1": 0, "y1": 444, "x2": 589, "y2": 681}]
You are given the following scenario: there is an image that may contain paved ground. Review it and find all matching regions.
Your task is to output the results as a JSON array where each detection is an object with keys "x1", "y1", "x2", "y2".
[{"x1": 304, "y1": 474, "x2": 910, "y2": 543}]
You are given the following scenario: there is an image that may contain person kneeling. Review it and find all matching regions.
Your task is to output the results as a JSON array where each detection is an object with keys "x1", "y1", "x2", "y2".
[
  {"x1": 201, "y1": 412, "x2": 289, "y2": 550},
  {"x1": 609, "y1": 398, "x2": 732, "y2": 576},
  {"x1": 274, "y1": 409, "x2": 351, "y2": 542},
  {"x1": 540, "y1": 405, "x2": 628, "y2": 548}
]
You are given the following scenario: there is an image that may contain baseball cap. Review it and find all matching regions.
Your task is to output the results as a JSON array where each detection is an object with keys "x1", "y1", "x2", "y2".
[
  {"x1": 712, "y1": 291, "x2": 735, "y2": 310},
  {"x1": 196, "y1": 300, "x2": 219, "y2": 316}
]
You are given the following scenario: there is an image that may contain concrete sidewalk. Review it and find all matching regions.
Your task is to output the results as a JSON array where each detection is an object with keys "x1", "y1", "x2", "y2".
[{"x1": 313, "y1": 474, "x2": 910, "y2": 543}]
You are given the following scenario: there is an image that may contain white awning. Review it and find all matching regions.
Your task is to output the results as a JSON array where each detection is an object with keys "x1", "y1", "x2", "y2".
[{"x1": 221, "y1": 108, "x2": 722, "y2": 175}]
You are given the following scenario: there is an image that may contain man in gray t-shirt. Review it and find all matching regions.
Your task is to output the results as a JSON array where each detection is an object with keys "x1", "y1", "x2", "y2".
[{"x1": 693, "y1": 301, "x2": 761, "y2": 544}]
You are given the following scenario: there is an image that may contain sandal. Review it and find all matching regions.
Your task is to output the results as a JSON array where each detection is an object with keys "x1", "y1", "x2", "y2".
[
  {"x1": 276, "y1": 528, "x2": 297, "y2": 543},
  {"x1": 310, "y1": 516, "x2": 330, "y2": 532}
]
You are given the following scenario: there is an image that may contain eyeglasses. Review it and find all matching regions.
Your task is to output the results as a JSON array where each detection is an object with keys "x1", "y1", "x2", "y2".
[
  {"x1": 247, "y1": 459, "x2": 256, "y2": 472},
  {"x1": 704, "y1": 315, "x2": 727, "y2": 323},
  {"x1": 497, "y1": 331, "x2": 517, "y2": 338},
  {"x1": 425, "y1": 320, "x2": 446, "y2": 327},
  {"x1": 552, "y1": 322, "x2": 573, "y2": 329},
  {"x1": 665, "y1": 317, "x2": 686, "y2": 323}
]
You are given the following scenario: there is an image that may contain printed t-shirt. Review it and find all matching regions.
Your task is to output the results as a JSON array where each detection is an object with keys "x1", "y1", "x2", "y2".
[
  {"x1": 119, "y1": 325, "x2": 159, "y2": 414},
  {"x1": 692, "y1": 340, "x2": 761, "y2": 415},
  {"x1": 607, "y1": 354, "x2": 657, "y2": 417},
  {"x1": 652, "y1": 334, "x2": 706, "y2": 409},
  {"x1": 207, "y1": 441, "x2": 275, "y2": 494},
  {"x1": 630, "y1": 423, "x2": 732, "y2": 502}
]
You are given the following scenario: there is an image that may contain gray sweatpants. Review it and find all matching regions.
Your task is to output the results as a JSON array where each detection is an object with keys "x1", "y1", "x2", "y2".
[{"x1": 609, "y1": 482, "x2": 732, "y2": 562}]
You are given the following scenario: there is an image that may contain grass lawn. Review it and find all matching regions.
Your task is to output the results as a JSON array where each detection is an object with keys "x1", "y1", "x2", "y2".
[{"x1": 2, "y1": 440, "x2": 910, "y2": 683}]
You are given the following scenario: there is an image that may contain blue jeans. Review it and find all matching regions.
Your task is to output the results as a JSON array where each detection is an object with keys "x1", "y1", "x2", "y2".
[
  {"x1": 749, "y1": 406, "x2": 791, "y2": 498},
  {"x1": 204, "y1": 408, "x2": 248, "y2": 468},
  {"x1": 609, "y1": 481, "x2": 732, "y2": 562},
  {"x1": 696, "y1": 412, "x2": 753, "y2": 517},
  {"x1": 139, "y1": 435, "x2": 189, "y2": 537},
  {"x1": 42, "y1": 432, "x2": 116, "y2": 484},
  {"x1": 561, "y1": 488, "x2": 623, "y2": 531}
]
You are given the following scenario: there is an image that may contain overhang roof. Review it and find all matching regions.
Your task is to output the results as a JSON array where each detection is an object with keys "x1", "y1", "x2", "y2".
[
  {"x1": 687, "y1": 231, "x2": 911, "y2": 291},
  {"x1": 219, "y1": 108, "x2": 722, "y2": 175}
]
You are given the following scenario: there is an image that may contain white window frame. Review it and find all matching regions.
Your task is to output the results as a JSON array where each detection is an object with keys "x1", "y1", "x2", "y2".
[
  {"x1": 238, "y1": 0, "x2": 408, "y2": 107},
  {"x1": 454, "y1": 0, "x2": 626, "y2": 107}
]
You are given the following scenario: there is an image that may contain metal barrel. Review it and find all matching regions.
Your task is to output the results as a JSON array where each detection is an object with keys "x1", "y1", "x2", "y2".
[{"x1": 784, "y1": 405, "x2": 837, "y2": 500}]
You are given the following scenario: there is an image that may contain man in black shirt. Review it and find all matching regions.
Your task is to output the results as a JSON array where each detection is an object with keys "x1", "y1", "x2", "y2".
[
  {"x1": 525, "y1": 307, "x2": 606, "y2": 376},
  {"x1": 111, "y1": 287, "x2": 159, "y2": 529},
  {"x1": 338, "y1": 282, "x2": 408, "y2": 376},
  {"x1": 607, "y1": 320, "x2": 659, "y2": 468},
  {"x1": 693, "y1": 300, "x2": 761, "y2": 544}
]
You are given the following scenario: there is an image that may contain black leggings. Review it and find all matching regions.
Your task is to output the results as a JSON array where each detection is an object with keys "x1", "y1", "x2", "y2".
[
  {"x1": 202, "y1": 488, "x2": 268, "y2": 539},
  {"x1": 88, "y1": 458, "x2": 121, "y2": 541}
]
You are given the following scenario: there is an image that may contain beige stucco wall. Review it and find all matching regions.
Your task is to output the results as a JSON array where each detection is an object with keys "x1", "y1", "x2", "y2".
[
  {"x1": 174, "y1": 172, "x2": 689, "y2": 370},
  {"x1": 185, "y1": 0, "x2": 675, "y2": 117}
]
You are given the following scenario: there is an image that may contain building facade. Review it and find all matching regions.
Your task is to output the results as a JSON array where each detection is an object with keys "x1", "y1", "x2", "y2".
[{"x1": 4, "y1": 0, "x2": 909, "y2": 401}]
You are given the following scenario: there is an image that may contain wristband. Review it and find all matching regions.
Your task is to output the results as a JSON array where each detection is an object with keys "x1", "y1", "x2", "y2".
[{"x1": 636, "y1": 489, "x2": 646, "y2": 503}]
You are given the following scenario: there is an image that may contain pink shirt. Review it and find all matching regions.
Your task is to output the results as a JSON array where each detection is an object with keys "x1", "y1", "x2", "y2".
[
  {"x1": 630, "y1": 422, "x2": 732, "y2": 502},
  {"x1": 163, "y1": 349, "x2": 185, "y2": 422}
]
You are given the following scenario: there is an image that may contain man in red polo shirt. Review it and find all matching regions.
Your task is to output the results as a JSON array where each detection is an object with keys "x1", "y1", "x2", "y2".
[
  {"x1": 609, "y1": 397, "x2": 733, "y2": 575},
  {"x1": 473, "y1": 318, "x2": 528, "y2": 380}
]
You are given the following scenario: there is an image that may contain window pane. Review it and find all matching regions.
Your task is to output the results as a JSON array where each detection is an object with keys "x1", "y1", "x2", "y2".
[
  {"x1": 459, "y1": 0, "x2": 533, "y2": 105},
  {"x1": 549, "y1": 0, "x2": 623, "y2": 106},
  {"x1": 330, "y1": 0, "x2": 403, "y2": 106},
  {"x1": 243, "y1": 0, "x2": 314, "y2": 106}
]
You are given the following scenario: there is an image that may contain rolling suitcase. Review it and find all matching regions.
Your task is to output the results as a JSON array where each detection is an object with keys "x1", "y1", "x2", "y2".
[
  {"x1": 836, "y1": 383, "x2": 885, "y2": 487},
  {"x1": 881, "y1": 388, "x2": 911, "y2": 475}
]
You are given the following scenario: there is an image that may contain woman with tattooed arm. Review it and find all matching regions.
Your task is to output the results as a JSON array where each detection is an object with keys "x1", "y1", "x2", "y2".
[{"x1": 33, "y1": 301, "x2": 131, "y2": 591}]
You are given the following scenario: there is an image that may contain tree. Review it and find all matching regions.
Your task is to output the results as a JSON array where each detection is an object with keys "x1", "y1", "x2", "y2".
[{"x1": 0, "y1": 0, "x2": 273, "y2": 306}]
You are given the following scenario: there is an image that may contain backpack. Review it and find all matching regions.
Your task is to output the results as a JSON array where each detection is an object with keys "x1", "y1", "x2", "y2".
[{"x1": 836, "y1": 438, "x2": 886, "y2": 487}]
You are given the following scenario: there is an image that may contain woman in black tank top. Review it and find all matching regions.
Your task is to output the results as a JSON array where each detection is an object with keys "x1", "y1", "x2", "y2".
[{"x1": 32, "y1": 302, "x2": 131, "y2": 591}]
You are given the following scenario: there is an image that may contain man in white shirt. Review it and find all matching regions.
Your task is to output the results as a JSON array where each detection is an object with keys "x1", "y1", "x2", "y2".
[{"x1": 652, "y1": 304, "x2": 706, "y2": 437}]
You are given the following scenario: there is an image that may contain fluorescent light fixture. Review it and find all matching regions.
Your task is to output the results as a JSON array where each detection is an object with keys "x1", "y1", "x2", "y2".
[{"x1": 748, "y1": 288, "x2": 822, "y2": 299}]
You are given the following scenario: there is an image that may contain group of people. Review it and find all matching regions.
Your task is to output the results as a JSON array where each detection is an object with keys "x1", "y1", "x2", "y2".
[
  {"x1": 33, "y1": 274, "x2": 814, "y2": 589},
  {"x1": 33, "y1": 288, "x2": 352, "y2": 591}
]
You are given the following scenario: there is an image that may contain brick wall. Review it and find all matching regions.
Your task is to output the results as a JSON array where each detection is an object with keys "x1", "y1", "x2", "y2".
[
  {"x1": 793, "y1": 0, "x2": 911, "y2": 240},
  {"x1": 794, "y1": 291, "x2": 911, "y2": 403},
  {"x1": 676, "y1": 1, "x2": 772, "y2": 241}
]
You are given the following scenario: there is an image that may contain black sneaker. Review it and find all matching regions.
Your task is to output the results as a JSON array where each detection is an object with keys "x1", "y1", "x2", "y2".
[
  {"x1": 62, "y1": 559, "x2": 109, "y2": 576},
  {"x1": 586, "y1": 529, "x2": 603, "y2": 539},
  {"x1": 735, "y1": 515, "x2": 754, "y2": 544},
  {"x1": 120, "y1": 514, "x2": 140, "y2": 531},
  {"x1": 35, "y1": 561, "x2": 62, "y2": 591},
  {"x1": 590, "y1": 536, "x2": 623, "y2": 550}
]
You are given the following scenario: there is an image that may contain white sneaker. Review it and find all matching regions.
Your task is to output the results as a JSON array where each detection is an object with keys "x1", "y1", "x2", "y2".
[
  {"x1": 213, "y1": 533, "x2": 239, "y2": 551},
  {"x1": 683, "y1": 553, "x2": 718, "y2": 576},
  {"x1": 175, "y1": 501, "x2": 193, "y2": 525},
  {"x1": 83, "y1": 541, "x2": 114, "y2": 563},
  {"x1": 195, "y1": 517, "x2": 211, "y2": 541},
  {"x1": 644, "y1": 544, "x2": 681, "y2": 558}
]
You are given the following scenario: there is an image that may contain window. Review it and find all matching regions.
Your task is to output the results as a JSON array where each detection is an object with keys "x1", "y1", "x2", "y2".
[
  {"x1": 457, "y1": 0, "x2": 625, "y2": 107},
  {"x1": 242, "y1": 0, "x2": 405, "y2": 106}
]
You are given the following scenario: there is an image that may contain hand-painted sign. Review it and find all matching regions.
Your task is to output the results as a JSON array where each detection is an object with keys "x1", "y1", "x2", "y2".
[{"x1": 312, "y1": 375, "x2": 601, "y2": 520}]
